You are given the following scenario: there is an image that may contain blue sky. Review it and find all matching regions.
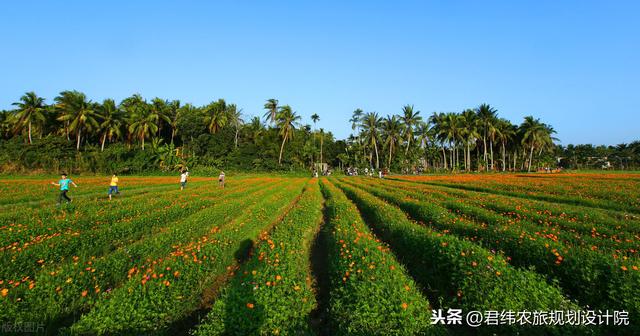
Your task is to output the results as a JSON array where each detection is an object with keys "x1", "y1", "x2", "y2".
[{"x1": 1, "y1": 1, "x2": 638, "y2": 145}]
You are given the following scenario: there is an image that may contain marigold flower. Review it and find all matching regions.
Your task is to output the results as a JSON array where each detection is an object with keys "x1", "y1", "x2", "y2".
[{"x1": 247, "y1": 303, "x2": 254, "y2": 309}]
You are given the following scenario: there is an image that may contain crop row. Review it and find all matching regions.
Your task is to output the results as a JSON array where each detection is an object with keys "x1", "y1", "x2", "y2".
[
  {"x1": 0, "y1": 179, "x2": 285, "y2": 328},
  {"x1": 317, "y1": 179, "x2": 444, "y2": 336},
  {"x1": 0, "y1": 179, "x2": 271, "y2": 280},
  {"x1": 357, "y1": 178, "x2": 639, "y2": 255},
  {"x1": 340, "y1": 178, "x2": 640, "y2": 331},
  {"x1": 69, "y1": 179, "x2": 307, "y2": 334},
  {"x1": 192, "y1": 181, "x2": 324, "y2": 335},
  {"x1": 333, "y1": 179, "x2": 582, "y2": 335}
]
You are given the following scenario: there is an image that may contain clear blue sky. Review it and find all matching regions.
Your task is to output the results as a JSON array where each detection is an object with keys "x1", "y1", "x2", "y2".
[{"x1": 1, "y1": 1, "x2": 638, "y2": 145}]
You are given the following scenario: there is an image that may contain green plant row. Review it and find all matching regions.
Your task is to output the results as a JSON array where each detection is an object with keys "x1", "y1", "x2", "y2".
[
  {"x1": 334, "y1": 179, "x2": 581, "y2": 335},
  {"x1": 69, "y1": 179, "x2": 307, "y2": 334},
  {"x1": 384, "y1": 178, "x2": 640, "y2": 236},
  {"x1": 0, "y1": 180, "x2": 266, "y2": 280},
  {"x1": 362, "y1": 178, "x2": 639, "y2": 255},
  {"x1": 0, "y1": 180, "x2": 284, "y2": 327},
  {"x1": 319, "y1": 179, "x2": 445, "y2": 336},
  {"x1": 344, "y1": 179, "x2": 640, "y2": 333},
  {"x1": 415, "y1": 179, "x2": 640, "y2": 215},
  {"x1": 192, "y1": 181, "x2": 324, "y2": 335}
]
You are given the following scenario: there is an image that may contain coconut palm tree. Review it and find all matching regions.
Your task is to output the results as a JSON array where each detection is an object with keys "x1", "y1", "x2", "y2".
[
  {"x1": 55, "y1": 91, "x2": 99, "y2": 151},
  {"x1": 247, "y1": 116, "x2": 264, "y2": 145},
  {"x1": 12, "y1": 91, "x2": 46, "y2": 144},
  {"x1": 97, "y1": 99, "x2": 123, "y2": 151},
  {"x1": 311, "y1": 113, "x2": 320, "y2": 164},
  {"x1": 519, "y1": 116, "x2": 549, "y2": 172},
  {"x1": 476, "y1": 104, "x2": 498, "y2": 171},
  {"x1": 350, "y1": 109, "x2": 363, "y2": 131},
  {"x1": 494, "y1": 118, "x2": 516, "y2": 171},
  {"x1": 127, "y1": 100, "x2": 159, "y2": 151},
  {"x1": 227, "y1": 104, "x2": 244, "y2": 148},
  {"x1": 401, "y1": 104, "x2": 422, "y2": 154},
  {"x1": 167, "y1": 100, "x2": 181, "y2": 145},
  {"x1": 382, "y1": 115, "x2": 402, "y2": 169},
  {"x1": 263, "y1": 99, "x2": 279, "y2": 124},
  {"x1": 361, "y1": 112, "x2": 382, "y2": 169},
  {"x1": 276, "y1": 105, "x2": 301, "y2": 165},
  {"x1": 429, "y1": 112, "x2": 448, "y2": 169},
  {"x1": 150, "y1": 98, "x2": 171, "y2": 138},
  {"x1": 204, "y1": 99, "x2": 228, "y2": 134},
  {"x1": 459, "y1": 109, "x2": 479, "y2": 171}
]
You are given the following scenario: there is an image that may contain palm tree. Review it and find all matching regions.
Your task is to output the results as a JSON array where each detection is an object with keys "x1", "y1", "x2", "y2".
[
  {"x1": 247, "y1": 116, "x2": 265, "y2": 145},
  {"x1": 361, "y1": 112, "x2": 382, "y2": 169},
  {"x1": 459, "y1": 109, "x2": 479, "y2": 171},
  {"x1": 476, "y1": 104, "x2": 498, "y2": 171},
  {"x1": 12, "y1": 91, "x2": 46, "y2": 144},
  {"x1": 263, "y1": 99, "x2": 279, "y2": 124},
  {"x1": 310, "y1": 113, "x2": 321, "y2": 164},
  {"x1": 55, "y1": 91, "x2": 99, "y2": 151},
  {"x1": 275, "y1": 105, "x2": 301, "y2": 165},
  {"x1": 127, "y1": 97, "x2": 159, "y2": 150},
  {"x1": 204, "y1": 99, "x2": 228, "y2": 134},
  {"x1": 97, "y1": 99, "x2": 123, "y2": 151},
  {"x1": 227, "y1": 104, "x2": 244, "y2": 148},
  {"x1": 150, "y1": 98, "x2": 171, "y2": 138},
  {"x1": 494, "y1": 118, "x2": 516, "y2": 171},
  {"x1": 167, "y1": 100, "x2": 181, "y2": 145},
  {"x1": 519, "y1": 116, "x2": 549, "y2": 172},
  {"x1": 350, "y1": 108, "x2": 363, "y2": 131},
  {"x1": 401, "y1": 105, "x2": 422, "y2": 154},
  {"x1": 429, "y1": 112, "x2": 448, "y2": 169},
  {"x1": 382, "y1": 115, "x2": 402, "y2": 169}
]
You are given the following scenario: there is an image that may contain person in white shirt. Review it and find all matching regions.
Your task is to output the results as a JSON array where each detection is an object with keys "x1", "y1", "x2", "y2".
[
  {"x1": 218, "y1": 171, "x2": 225, "y2": 188},
  {"x1": 180, "y1": 170, "x2": 189, "y2": 190}
]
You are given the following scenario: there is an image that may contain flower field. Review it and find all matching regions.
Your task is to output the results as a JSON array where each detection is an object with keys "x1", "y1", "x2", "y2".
[{"x1": 0, "y1": 173, "x2": 638, "y2": 335}]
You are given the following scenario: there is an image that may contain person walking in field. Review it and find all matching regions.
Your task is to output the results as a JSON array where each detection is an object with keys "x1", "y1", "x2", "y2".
[
  {"x1": 108, "y1": 173, "x2": 119, "y2": 201},
  {"x1": 180, "y1": 170, "x2": 189, "y2": 190},
  {"x1": 218, "y1": 171, "x2": 225, "y2": 188},
  {"x1": 51, "y1": 173, "x2": 78, "y2": 205}
]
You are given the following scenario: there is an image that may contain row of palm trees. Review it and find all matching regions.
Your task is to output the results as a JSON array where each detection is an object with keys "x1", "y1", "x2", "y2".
[
  {"x1": 347, "y1": 104, "x2": 557, "y2": 172},
  {"x1": 4, "y1": 92, "x2": 314, "y2": 165}
]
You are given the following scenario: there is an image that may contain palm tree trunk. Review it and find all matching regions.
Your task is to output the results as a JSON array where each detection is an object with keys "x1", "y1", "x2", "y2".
[
  {"x1": 320, "y1": 135, "x2": 324, "y2": 164},
  {"x1": 483, "y1": 135, "x2": 488, "y2": 171},
  {"x1": 501, "y1": 142, "x2": 506, "y2": 172},
  {"x1": 442, "y1": 146, "x2": 447, "y2": 169},
  {"x1": 388, "y1": 142, "x2": 393, "y2": 168},
  {"x1": 278, "y1": 135, "x2": 287, "y2": 165},
  {"x1": 101, "y1": 133, "x2": 107, "y2": 152},
  {"x1": 405, "y1": 137, "x2": 410, "y2": 155},
  {"x1": 374, "y1": 141, "x2": 379, "y2": 169},
  {"x1": 28, "y1": 121, "x2": 32, "y2": 144},
  {"x1": 528, "y1": 143, "x2": 534, "y2": 172},
  {"x1": 76, "y1": 128, "x2": 81, "y2": 151},
  {"x1": 490, "y1": 139, "x2": 494, "y2": 170},
  {"x1": 234, "y1": 127, "x2": 239, "y2": 148},
  {"x1": 142, "y1": 135, "x2": 145, "y2": 151},
  {"x1": 171, "y1": 129, "x2": 175, "y2": 145}
]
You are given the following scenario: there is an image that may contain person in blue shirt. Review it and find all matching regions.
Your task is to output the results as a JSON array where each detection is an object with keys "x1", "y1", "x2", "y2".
[{"x1": 51, "y1": 173, "x2": 78, "y2": 205}]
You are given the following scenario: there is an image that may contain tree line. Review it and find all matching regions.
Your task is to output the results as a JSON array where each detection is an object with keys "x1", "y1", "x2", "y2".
[{"x1": 1, "y1": 91, "x2": 638, "y2": 173}]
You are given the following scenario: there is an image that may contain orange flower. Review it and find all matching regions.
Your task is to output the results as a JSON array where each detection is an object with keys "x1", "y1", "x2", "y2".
[
  {"x1": 81, "y1": 290, "x2": 88, "y2": 297},
  {"x1": 496, "y1": 271, "x2": 501, "y2": 276},
  {"x1": 621, "y1": 266, "x2": 628, "y2": 271},
  {"x1": 163, "y1": 280, "x2": 171, "y2": 287},
  {"x1": 401, "y1": 302, "x2": 408, "y2": 310},
  {"x1": 174, "y1": 271, "x2": 180, "y2": 278},
  {"x1": 247, "y1": 303, "x2": 255, "y2": 309},
  {"x1": 471, "y1": 261, "x2": 478, "y2": 267},
  {"x1": 275, "y1": 275, "x2": 282, "y2": 281},
  {"x1": 633, "y1": 266, "x2": 639, "y2": 271},
  {"x1": 1, "y1": 288, "x2": 8, "y2": 297}
]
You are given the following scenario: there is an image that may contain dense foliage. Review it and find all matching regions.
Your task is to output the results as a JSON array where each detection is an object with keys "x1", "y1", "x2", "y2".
[{"x1": 1, "y1": 91, "x2": 637, "y2": 174}]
